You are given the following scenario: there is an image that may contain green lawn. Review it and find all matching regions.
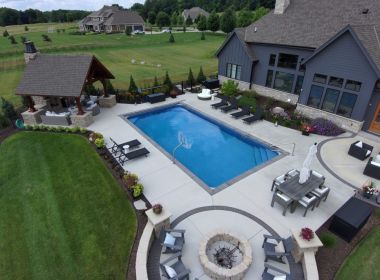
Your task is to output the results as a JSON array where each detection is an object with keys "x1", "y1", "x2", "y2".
[
  {"x1": 0, "y1": 132, "x2": 137, "y2": 279},
  {"x1": 0, "y1": 23, "x2": 225, "y2": 106},
  {"x1": 335, "y1": 226, "x2": 380, "y2": 279}
]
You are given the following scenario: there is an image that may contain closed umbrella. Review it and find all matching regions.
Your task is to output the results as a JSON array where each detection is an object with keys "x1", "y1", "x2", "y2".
[{"x1": 299, "y1": 143, "x2": 318, "y2": 184}]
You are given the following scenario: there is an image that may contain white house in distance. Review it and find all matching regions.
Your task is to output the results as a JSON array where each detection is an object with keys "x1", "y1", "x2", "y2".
[
  {"x1": 182, "y1": 7, "x2": 209, "y2": 22},
  {"x1": 79, "y1": 5, "x2": 144, "y2": 33}
]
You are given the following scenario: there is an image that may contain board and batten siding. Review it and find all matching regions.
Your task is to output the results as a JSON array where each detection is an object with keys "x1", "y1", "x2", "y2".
[
  {"x1": 217, "y1": 33, "x2": 253, "y2": 83},
  {"x1": 299, "y1": 31, "x2": 378, "y2": 122}
]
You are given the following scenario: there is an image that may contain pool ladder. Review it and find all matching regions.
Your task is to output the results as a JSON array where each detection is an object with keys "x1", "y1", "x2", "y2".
[{"x1": 272, "y1": 142, "x2": 296, "y2": 156}]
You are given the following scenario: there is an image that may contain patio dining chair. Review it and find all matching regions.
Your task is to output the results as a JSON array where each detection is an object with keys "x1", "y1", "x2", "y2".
[
  {"x1": 311, "y1": 185, "x2": 330, "y2": 207},
  {"x1": 160, "y1": 228, "x2": 186, "y2": 254},
  {"x1": 311, "y1": 170, "x2": 325, "y2": 185},
  {"x1": 160, "y1": 252, "x2": 191, "y2": 280},
  {"x1": 271, "y1": 191, "x2": 293, "y2": 216},
  {"x1": 262, "y1": 263, "x2": 291, "y2": 280},
  {"x1": 271, "y1": 169, "x2": 300, "y2": 191},
  {"x1": 298, "y1": 194, "x2": 318, "y2": 217},
  {"x1": 262, "y1": 234, "x2": 292, "y2": 264}
]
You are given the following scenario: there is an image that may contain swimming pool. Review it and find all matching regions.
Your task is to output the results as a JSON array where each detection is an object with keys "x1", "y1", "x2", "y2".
[{"x1": 127, "y1": 104, "x2": 279, "y2": 189}]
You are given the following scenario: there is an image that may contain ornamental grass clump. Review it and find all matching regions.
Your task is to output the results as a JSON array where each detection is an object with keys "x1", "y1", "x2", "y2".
[{"x1": 310, "y1": 118, "x2": 344, "y2": 136}]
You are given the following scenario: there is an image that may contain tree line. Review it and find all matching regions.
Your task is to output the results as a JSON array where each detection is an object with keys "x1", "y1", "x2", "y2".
[{"x1": 0, "y1": 7, "x2": 90, "y2": 26}]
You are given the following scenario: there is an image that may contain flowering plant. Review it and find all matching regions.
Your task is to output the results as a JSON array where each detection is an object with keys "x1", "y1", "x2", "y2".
[
  {"x1": 362, "y1": 181, "x2": 378, "y2": 196},
  {"x1": 310, "y1": 118, "x2": 344, "y2": 136},
  {"x1": 300, "y1": 227, "x2": 314, "y2": 241},
  {"x1": 301, "y1": 123, "x2": 313, "y2": 133}
]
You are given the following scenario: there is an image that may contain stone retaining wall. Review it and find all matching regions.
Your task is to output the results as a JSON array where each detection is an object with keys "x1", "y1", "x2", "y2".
[
  {"x1": 136, "y1": 223, "x2": 154, "y2": 280},
  {"x1": 296, "y1": 103, "x2": 364, "y2": 133}
]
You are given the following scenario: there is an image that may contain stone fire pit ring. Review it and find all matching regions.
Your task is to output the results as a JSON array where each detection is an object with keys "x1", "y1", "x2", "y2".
[{"x1": 199, "y1": 230, "x2": 253, "y2": 280}]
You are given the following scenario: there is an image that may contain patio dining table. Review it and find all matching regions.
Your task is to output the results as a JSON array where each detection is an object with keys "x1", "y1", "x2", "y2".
[{"x1": 276, "y1": 173, "x2": 324, "y2": 213}]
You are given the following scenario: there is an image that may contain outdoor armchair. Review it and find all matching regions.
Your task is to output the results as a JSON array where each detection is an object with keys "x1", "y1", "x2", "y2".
[
  {"x1": 311, "y1": 185, "x2": 330, "y2": 207},
  {"x1": 262, "y1": 234, "x2": 292, "y2": 264},
  {"x1": 363, "y1": 154, "x2": 380, "y2": 180},
  {"x1": 348, "y1": 141, "x2": 373, "y2": 161},
  {"x1": 298, "y1": 194, "x2": 318, "y2": 217},
  {"x1": 160, "y1": 252, "x2": 191, "y2": 280},
  {"x1": 262, "y1": 263, "x2": 291, "y2": 280},
  {"x1": 160, "y1": 228, "x2": 186, "y2": 254},
  {"x1": 271, "y1": 191, "x2": 293, "y2": 216}
]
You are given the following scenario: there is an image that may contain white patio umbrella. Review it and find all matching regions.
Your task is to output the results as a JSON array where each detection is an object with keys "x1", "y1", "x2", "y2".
[{"x1": 299, "y1": 143, "x2": 318, "y2": 184}]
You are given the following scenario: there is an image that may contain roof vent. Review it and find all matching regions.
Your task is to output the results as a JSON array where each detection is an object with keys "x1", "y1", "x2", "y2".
[
  {"x1": 362, "y1": 8, "x2": 369, "y2": 14},
  {"x1": 254, "y1": 27, "x2": 257, "y2": 32}
]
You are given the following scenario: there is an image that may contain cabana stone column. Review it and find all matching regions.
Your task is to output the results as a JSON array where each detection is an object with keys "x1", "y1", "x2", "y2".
[
  {"x1": 101, "y1": 79, "x2": 108, "y2": 97},
  {"x1": 75, "y1": 97, "x2": 85, "y2": 115}
]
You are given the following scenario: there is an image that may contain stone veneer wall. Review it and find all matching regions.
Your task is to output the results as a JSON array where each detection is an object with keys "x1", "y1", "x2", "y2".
[
  {"x1": 296, "y1": 103, "x2": 364, "y2": 133},
  {"x1": 218, "y1": 75, "x2": 299, "y2": 105}
]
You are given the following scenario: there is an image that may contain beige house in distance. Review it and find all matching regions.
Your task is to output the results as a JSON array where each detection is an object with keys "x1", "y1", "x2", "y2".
[{"x1": 182, "y1": 7, "x2": 209, "y2": 22}]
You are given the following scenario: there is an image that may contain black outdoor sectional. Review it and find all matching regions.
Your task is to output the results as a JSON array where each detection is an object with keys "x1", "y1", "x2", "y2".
[
  {"x1": 363, "y1": 154, "x2": 380, "y2": 180},
  {"x1": 348, "y1": 140, "x2": 373, "y2": 161}
]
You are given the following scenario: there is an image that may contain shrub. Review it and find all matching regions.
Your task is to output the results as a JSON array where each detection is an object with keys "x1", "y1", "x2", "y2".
[
  {"x1": 24, "y1": 26, "x2": 29, "y2": 31},
  {"x1": 80, "y1": 127, "x2": 87, "y2": 134},
  {"x1": 123, "y1": 173, "x2": 139, "y2": 188},
  {"x1": 310, "y1": 118, "x2": 345, "y2": 136},
  {"x1": 320, "y1": 233, "x2": 337, "y2": 248},
  {"x1": 169, "y1": 33, "x2": 175, "y2": 43},
  {"x1": 132, "y1": 183, "x2": 144, "y2": 198},
  {"x1": 41, "y1": 34, "x2": 51, "y2": 42},
  {"x1": 89, "y1": 132, "x2": 103, "y2": 142},
  {"x1": 221, "y1": 80, "x2": 238, "y2": 97},
  {"x1": 3, "y1": 30, "x2": 9, "y2": 37},
  {"x1": 106, "y1": 79, "x2": 116, "y2": 95},
  {"x1": 94, "y1": 138, "x2": 105, "y2": 148},
  {"x1": 128, "y1": 75, "x2": 138, "y2": 94},
  {"x1": 163, "y1": 71, "x2": 173, "y2": 92},
  {"x1": 8, "y1": 35, "x2": 17, "y2": 44},
  {"x1": 20, "y1": 36, "x2": 27, "y2": 44},
  {"x1": 125, "y1": 26, "x2": 132, "y2": 36},
  {"x1": 238, "y1": 95, "x2": 257, "y2": 109},
  {"x1": 0, "y1": 113, "x2": 9, "y2": 129},
  {"x1": 200, "y1": 31, "x2": 205, "y2": 40},
  {"x1": 264, "y1": 97, "x2": 275, "y2": 110},
  {"x1": 65, "y1": 127, "x2": 71, "y2": 132},
  {"x1": 187, "y1": 68, "x2": 195, "y2": 86},
  {"x1": 197, "y1": 66, "x2": 206, "y2": 84},
  {"x1": 72, "y1": 126, "x2": 80, "y2": 133},
  {"x1": 1, "y1": 97, "x2": 17, "y2": 120}
]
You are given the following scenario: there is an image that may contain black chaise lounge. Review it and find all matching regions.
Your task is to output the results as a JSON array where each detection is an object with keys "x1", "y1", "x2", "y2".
[
  {"x1": 211, "y1": 96, "x2": 228, "y2": 109},
  {"x1": 230, "y1": 106, "x2": 251, "y2": 118},
  {"x1": 221, "y1": 98, "x2": 239, "y2": 113},
  {"x1": 110, "y1": 137, "x2": 141, "y2": 155},
  {"x1": 348, "y1": 140, "x2": 373, "y2": 161},
  {"x1": 363, "y1": 154, "x2": 380, "y2": 180},
  {"x1": 118, "y1": 147, "x2": 150, "y2": 165},
  {"x1": 243, "y1": 107, "x2": 263, "y2": 124}
]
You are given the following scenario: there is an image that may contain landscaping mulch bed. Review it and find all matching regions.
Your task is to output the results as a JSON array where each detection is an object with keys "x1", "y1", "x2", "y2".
[
  {"x1": 316, "y1": 202, "x2": 380, "y2": 280},
  {"x1": 0, "y1": 126, "x2": 17, "y2": 144}
]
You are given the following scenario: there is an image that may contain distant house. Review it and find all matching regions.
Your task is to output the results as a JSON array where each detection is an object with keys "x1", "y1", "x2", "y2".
[
  {"x1": 182, "y1": 7, "x2": 209, "y2": 22},
  {"x1": 216, "y1": 0, "x2": 380, "y2": 134},
  {"x1": 79, "y1": 5, "x2": 144, "y2": 33}
]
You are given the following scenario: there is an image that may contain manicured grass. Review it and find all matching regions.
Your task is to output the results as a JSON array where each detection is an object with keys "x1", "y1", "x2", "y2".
[
  {"x1": 0, "y1": 132, "x2": 137, "y2": 279},
  {"x1": 0, "y1": 23, "x2": 225, "y2": 106},
  {"x1": 335, "y1": 226, "x2": 380, "y2": 280}
]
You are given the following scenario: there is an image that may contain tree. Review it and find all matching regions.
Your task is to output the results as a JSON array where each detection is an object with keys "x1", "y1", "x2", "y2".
[
  {"x1": 169, "y1": 33, "x2": 175, "y2": 43},
  {"x1": 106, "y1": 80, "x2": 116, "y2": 95},
  {"x1": 156, "y1": 11, "x2": 170, "y2": 29},
  {"x1": 252, "y1": 7, "x2": 270, "y2": 22},
  {"x1": 128, "y1": 75, "x2": 138, "y2": 94},
  {"x1": 125, "y1": 26, "x2": 132, "y2": 36},
  {"x1": 237, "y1": 9, "x2": 253, "y2": 27},
  {"x1": 185, "y1": 15, "x2": 192, "y2": 26},
  {"x1": 171, "y1": 11, "x2": 178, "y2": 26},
  {"x1": 201, "y1": 31, "x2": 205, "y2": 40},
  {"x1": 197, "y1": 66, "x2": 206, "y2": 83},
  {"x1": 177, "y1": 14, "x2": 184, "y2": 26},
  {"x1": 20, "y1": 36, "x2": 27, "y2": 43},
  {"x1": 85, "y1": 84, "x2": 97, "y2": 95},
  {"x1": 183, "y1": 23, "x2": 186, "y2": 33},
  {"x1": 0, "y1": 97, "x2": 17, "y2": 120},
  {"x1": 24, "y1": 25, "x2": 29, "y2": 31},
  {"x1": 3, "y1": 30, "x2": 9, "y2": 37},
  {"x1": 8, "y1": 35, "x2": 17, "y2": 44},
  {"x1": 220, "y1": 8, "x2": 236, "y2": 33},
  {"x1": 163, "y1": 71, "x2": 173, "y2": 92},
  {"x1": 148, "y1": 11, "x2": 156, "y2": 25},
  {"x1": 207, "y1": 12, "x2": 220, "y2": 32},
  {"x1": 197, "y1": 15, "x2": 207, "y2": 31},
  {"x1": 187, "y1": 68, "x2": 195, "y2": 85},
  {"x1": 221, "y1": 80, "x2": 239, "y2": 96},
  {"x1": 153, "y1": 76, "x2": 159, "y2": 87}
]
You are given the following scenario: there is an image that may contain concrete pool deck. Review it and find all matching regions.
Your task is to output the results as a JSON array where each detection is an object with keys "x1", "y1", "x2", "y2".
[{"x1": 88, "y1": 93, "x2": 377, "y2": 279}]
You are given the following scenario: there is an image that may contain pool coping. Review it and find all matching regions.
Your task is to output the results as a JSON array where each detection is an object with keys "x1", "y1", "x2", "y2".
[{"x1": 120, "y1": 102, "x2": 287, "y2": 195}]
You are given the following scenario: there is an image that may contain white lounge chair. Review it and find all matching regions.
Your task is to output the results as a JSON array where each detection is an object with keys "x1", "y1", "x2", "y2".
[{"x1": 197, "y1": 88, "x2": 212, "y2": 100}]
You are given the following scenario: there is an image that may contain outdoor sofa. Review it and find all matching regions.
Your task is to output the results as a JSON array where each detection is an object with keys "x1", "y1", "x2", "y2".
[
  {"x1": 348, "y1": 140, "x2": 373, "y2": 160},
  {"x1": 160, "y1": 252, "x2": 190, "y2": 280},
  {"x1": 41, "y1": 111, "x2": 71, "y2": 126},
  {"x1": 160, "y1": 228, "x2": 185, "y2": 254},
  {"x1": 363, "y1": 154, "x2": 380, "y2": 180}
]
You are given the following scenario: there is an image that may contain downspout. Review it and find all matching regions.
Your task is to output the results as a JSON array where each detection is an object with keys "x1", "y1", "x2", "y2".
[{"x1": 249, "y1": 61, "x2": 255, "y2": 90}]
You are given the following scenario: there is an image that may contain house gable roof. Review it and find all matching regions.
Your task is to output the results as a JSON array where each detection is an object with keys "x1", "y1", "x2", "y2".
[
  {"x1": 103, "y1": 10, "x2": 144, "y2": 25},
  {"x1": 215, "y1": 28, "x2": 257, "y2": 61},
  {"x1": 16, "y1": 55, "x2": 114, "y2": 98},
  {"x1": 302, "y1": 25, "x2": 380, "y2": 77}
]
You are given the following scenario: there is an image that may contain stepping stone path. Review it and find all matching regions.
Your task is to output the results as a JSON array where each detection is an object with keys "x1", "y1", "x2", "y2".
[{"x1": 134, "y1": 200, "x2": 147, "y2": 210}]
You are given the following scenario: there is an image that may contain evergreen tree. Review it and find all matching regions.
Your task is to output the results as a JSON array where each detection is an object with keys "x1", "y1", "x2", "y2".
[
  {"x1": 106, "y1": 79, "x2": 116, "y2": 95},
  {"x1": 197, "y1": 66, "x2": 206, "y2": 83},
  {"x1": 3, "y1": 30, "x2": 9, "y2": 37},
  {"x1": 128, "y1": 75, "x2": 138, "y2": 94},
  {"x1": 207, "y1": 12, "x2": 220, "y2": 32},
  {"x1": 187, "y1": 68, "x2": 195, "y2": 85},
  {"x1": 21, "y1": 95, "x2": 29, "y2": 109},
  {"x1": 171, "y1": 11, "x2": 178, "y2": 26},
  {"x1": 8, "y1": 35, "x2": 17, "y2": 44},
  {"x1": 177, "y1": 14, "x2": 184, "y2": 26},
  {"x1": 0, "y1": 97, "x2": 17, "y2": 120},
  {"x1": 153, "y1": 76, "x2": 159, "y2": 87},
  {"x1": 185, "y1": 16, "x2": 192, "y2": 26},
  {"x1": 237, "y1": 9, "x2": 253, "y2": 27},
  {"x1": 220, "y1": 8, "x2": 236, "y2": 33},
  {"x1": 169, "y1": 33, "x2": 175, "y2": 43},
  {"x1": 148, "y1": 11, "x2": 156, "y2": 25},
  {"x1": 125, "y1": 26, "x2": 132, "y2": 36},
  {"x1": 163, "y1": 71, "x2": 173, "y2": 92},
  {"x1": 24, "y1": 25, "x2": 29, "y2": 31},
  {"x1": 20, "y1": 36, "x2": 27, "y2": 43},
  {"x1": 201, "y1": 31, "x2": 205, "y2": 40},
  {"x1": 197, "y1": 15, "x2": 207, "y2": 31},
  {"x1": 183, "y1": 23, "x2": 186, "y2": 33},
  {"x1": 85, "y1": 84, "x2": 98, "y2": 95},
  {"x1": 156, "y1": 11, "x2": 170, "y2": 29}
]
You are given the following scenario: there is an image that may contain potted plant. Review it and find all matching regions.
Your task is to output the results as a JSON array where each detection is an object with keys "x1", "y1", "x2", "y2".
[
  {"x1": 301, "y1": 123, "x2": 312, "y2": 136},
  {"x1": 300, "y1": 227, "x2": 314, "y2": 241},
  {"x1": 123, "y1": 172, "x2": 139, "y2": 189},
  {"x1": 131, "y1": 183, "x2": 144, "y2": 198},
  {"x1": 152, "y1": 203, "x2": 163, "y2": 214},
  {"x1": 94, "y1": 137, "x2": 105, "y2": 149},
  {"x1": 362, "y1": 181, "x2": 377, "y2": 199}
]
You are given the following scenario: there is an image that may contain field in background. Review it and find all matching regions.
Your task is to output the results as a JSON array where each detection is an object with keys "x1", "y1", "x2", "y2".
[{"x1": 0, "y1": 23, "x2": 225, "y2": 106}]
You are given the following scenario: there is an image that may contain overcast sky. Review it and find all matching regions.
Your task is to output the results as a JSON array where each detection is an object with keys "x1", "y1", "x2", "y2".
[{"x1": 0, "y1": 0, "x2": 145, "y2": 11}]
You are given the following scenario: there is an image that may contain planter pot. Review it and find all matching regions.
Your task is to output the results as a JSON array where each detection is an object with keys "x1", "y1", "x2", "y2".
[
  {"x1": 302, "y1": 131, "x2": 310, "y2": 136},
  {"x1": 363, "y1": 192, "x2": 373, "y2": 199},
  {"x1": 153, "y1": 208, "x2": 162, "y2": 214}
]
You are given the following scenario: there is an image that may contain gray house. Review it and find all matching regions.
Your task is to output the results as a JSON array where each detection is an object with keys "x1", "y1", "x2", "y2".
[
  {"x1": 182, "y1": 7, "x2": 209, "y2": 23},
  {"x1": 79, "y1": 5, "x2": 144, "y2": 33},
  {"x1": 216, "y1": 0, "x2": 380, "y2": 134}
]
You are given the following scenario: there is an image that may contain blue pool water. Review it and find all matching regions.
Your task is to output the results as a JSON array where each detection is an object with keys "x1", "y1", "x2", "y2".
[{"x1": 128, "y1": 105, "x2": 279, "y2": 188}]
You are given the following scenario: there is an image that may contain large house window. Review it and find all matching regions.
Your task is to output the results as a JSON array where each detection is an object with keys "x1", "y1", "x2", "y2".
[
  {"x1": 294, "y1": 75, "x2": 304, "y2": 95},
  {"x1": 321, "y1": 88, "x2": 340, "y2": 112},
  {"x1": 226, "y1": 63, "x2": 241, "y2": 80},
  {"x1": 345, "y1": 80, "x2": 362, "y2": 92},
  {"x1": 328, "y1": 76, "x2": 344, "y2": 88},
  {"x1": 269, "y1": 54, "x2": 276, "y2": 66},
  {"x1": 265, "y1": 70, "x2": 274, "y2": 87},
  {"x1": 273, "y1": 71, "x2": 294, "y2": 93},
  {"x1": 313, "y1": 73, "x2": 327, "y2": 84},
  {"x1": 277, "y1": 53, "x2": 299, "y2": 69},
  {"x1": 307, "y1": 85, "x2": 324, "y2": 108},
  {"x1": 337, "y1": 92, "x2": 357, "y2": 117}
]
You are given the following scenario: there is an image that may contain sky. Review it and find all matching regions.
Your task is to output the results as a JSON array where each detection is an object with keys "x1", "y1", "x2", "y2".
[{"x1": 0, "y1": 0, "x2": 145, "y2": 11}]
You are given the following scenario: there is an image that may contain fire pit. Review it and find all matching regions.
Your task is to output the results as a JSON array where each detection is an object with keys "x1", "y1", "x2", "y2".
[{"x1": 199, "y1": 230, "x2": 252, "y2": 279}]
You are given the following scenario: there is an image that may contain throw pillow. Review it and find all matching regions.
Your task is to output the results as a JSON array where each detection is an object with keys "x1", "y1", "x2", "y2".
[
  {"x1": 273, "y1": 275, "x2": 287, "y2": 280},
  {"x1": 164, "y1": 265, "x2": 177, "y2": 278},
  {"x1": 355, "y1": 141, "x2": 363, "y2": 148},
  {"x1": 375, "y1": 155, "x2": 380, "y2": 163},
  {"x1": 275, "y1": 241, "x2": 285, "y2": 253},
  {"x1": 164, "y1": 233, "x2": 176, "y2": 247}
]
